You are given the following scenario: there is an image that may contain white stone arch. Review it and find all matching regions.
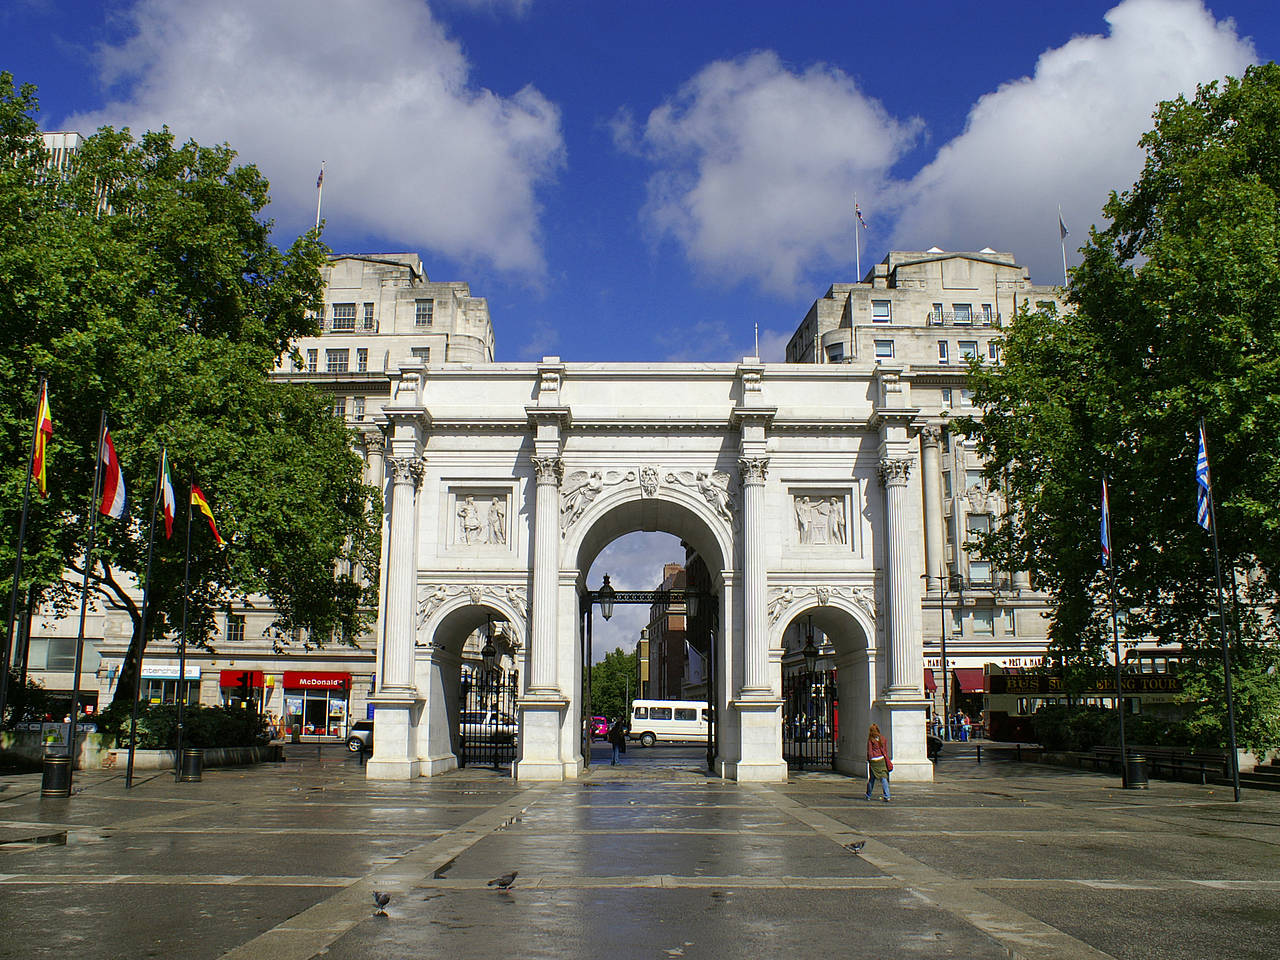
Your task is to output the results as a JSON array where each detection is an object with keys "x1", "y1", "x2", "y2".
[
  {"x1": 560, "y1": 482, "x2": 735, "y2": 774},
  {"x1": 413, "y1": 592, "x2": 527, "y2": 776},
  {"x1": 772, "y1": 597, "x2": 877, "y2": 778}
]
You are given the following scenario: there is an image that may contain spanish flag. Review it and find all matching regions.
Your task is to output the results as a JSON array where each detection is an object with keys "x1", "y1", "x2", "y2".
[
  {"x1": 190, "y1": 483, "x2": 225, "y2": 546},
  {"x1": 32, "y1": 382, "x2": 53, "y2": 497}
]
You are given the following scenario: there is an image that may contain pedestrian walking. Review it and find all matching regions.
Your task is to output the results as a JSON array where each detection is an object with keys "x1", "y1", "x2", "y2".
[
  {"x1": 865, "y1": 723, "x2": 892, "y2": 802},
  {"x1": 608, "y1": 717, "x2": 628, "y2": 765}
]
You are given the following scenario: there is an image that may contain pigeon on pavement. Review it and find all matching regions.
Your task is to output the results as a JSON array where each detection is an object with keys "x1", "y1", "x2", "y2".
[
  {"x1": 372, "y1": 891, "x2": 392, "y2": 916},
  {"x1": 487, "y1": 871, "x2": 518, "y2": 890}
]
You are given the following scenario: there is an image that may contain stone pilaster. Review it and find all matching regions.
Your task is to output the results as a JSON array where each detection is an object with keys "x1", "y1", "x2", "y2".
[
  {"x1": 879, "y1": 457, "x2": 922, "y2": 695},
  {"x1": 739, "y1": 456, "x2": 770, "y2": 694},
  {"x1": 527, "y1": 455, "x2": 563, "y2": 695},
  {"x1": 920, "y1": 426, "x2": 945, "y2": 586}
]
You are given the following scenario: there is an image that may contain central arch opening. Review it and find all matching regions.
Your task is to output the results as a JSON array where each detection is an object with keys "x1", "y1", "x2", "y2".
[{"x1": 568, "y1": 492, "x2": 731, "y2": 777}]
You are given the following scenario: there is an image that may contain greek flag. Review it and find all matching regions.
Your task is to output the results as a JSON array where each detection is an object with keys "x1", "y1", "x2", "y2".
[
  {"x1": 1100, "y1": 477, "x2": 1111, "y2": 567},
  {"x1": 1196, "y1": 423, "x2": 1212, "y2": 532}
]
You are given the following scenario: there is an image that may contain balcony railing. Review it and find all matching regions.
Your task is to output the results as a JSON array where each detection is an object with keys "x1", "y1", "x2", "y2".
[
  {"x1": 927, "y1": 311, "x2": 993, "y2": 327},
  {"x1": 321, "y1": 318, "x2": 379, "y2": 334}
]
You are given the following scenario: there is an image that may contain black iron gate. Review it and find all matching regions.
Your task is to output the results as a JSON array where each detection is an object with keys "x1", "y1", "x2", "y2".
[
  {"x1": 458, "y1": 666, "x2": 519, "y2": 768},
  {"x1": 782, "y1": 668, "x2": 837, "y2": 769}
]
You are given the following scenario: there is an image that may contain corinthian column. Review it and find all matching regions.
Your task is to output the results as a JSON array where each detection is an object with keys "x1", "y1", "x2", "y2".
[
  {"x1": 920, "y1": 427, "x2": 944, "y2": 584},
  {"x1": 528, "y1": 455, "x2": 563, "y2": 694},
  {"x1": 382, "y1": 457, "x2": 423, "y2": 691},
  {"x1": 879, "y1": 457, "x2": 922, "y2": 695},
  {"x1": 740, "y1": 456, "x2": 770, "y2": 694}
]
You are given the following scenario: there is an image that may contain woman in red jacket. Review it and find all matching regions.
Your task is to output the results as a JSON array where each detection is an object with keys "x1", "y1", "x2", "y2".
[{"x1": 865, "y1": 723, "x2": 892, "y2": 802}]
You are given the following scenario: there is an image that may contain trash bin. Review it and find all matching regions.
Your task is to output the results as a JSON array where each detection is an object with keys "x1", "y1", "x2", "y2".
[
  {"x1": 179, "y1": 747, "x2": 204, "y2": 782},
  {"x1": 41, "y1": 754, "x2": 72, "y2": 798},
  {"x1": 1126, "y1": 754, "x2": 1149, "y2": 789}
]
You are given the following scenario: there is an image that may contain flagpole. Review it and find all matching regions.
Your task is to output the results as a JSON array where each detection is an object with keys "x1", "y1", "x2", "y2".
[
  {"x1": 1103, "y1": 475, "x2": 1130, "y2": 788},
  {"x1": 175, "y1": 479, "x2": 194, "y2": 779},
  {"x1": 315, "y1": 160, "x2": 325, "y2": 230},
  {"x1": 126, "y1": 451, "x2": 164, "y2": 789},
  {"x1": 66, "y1": 410, "x2": 108, "y2": 793},
  {"x1": 1200, "y1": 419, "x2": 1241, "y2": 802},
  {"x1": 853, "y1": 193, "x2": 862, "y2": 281},
  {"x1": 0, "y1": 377, "x2": 46, "y2": 723}
]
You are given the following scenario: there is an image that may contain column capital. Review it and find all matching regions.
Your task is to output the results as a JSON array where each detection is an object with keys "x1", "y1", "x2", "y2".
[
  {"x1": 738, "y1": 457, "x2": 769, "y2": 486},
  {"x1": 919, "y1": 424, "x2": 943, "y2": 446},
  {"x1": 532, "y1": 455, "x2": 564, "y2": 485},
  {"x1": 388, "y1": 457, "x2": 425, "y2": 488},
  {"x1": 878, "y1": 458, "x2": 913, "y2": 487}
]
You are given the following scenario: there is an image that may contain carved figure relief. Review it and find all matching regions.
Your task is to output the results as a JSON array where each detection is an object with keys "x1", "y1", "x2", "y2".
[
  {"x1": 505, "y1": 586, "x2": 527, "y2": 620},
  {"x1": 794, "y1": 495, "x2": 847, "y2": 546},
  {"x1": 667, "y1": 470, "x2": 734, "y2": 522},
  {"x1": 455, "y1": 495, "x2": 508, "y2": 545},
  {"x1": 639, "y1": 465, "x2": 660, "y2": 498},
  {"x1": 417, "y1": 583, "x2": 529, "y2": 634},
  {"x1": 560, "y1": 469, "x2": 634, "y2": 533},
  {"x1": 767, "y1": 587, "x2": 796, "y2": 623},
  {"x1": 766, "y1": 583, "x2": 878, "y2": 625}
]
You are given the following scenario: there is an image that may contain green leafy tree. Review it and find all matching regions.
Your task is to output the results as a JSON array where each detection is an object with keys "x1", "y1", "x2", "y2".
[
  {"x1": 960, "y1": 64, "x2": 1280, "y2": 751},
  {"x1": 590, "y1": 647, "x2": 639, "y2": 722},
  {"x1": 0, "y1": 74, "x2": 381, "y2": 709}
]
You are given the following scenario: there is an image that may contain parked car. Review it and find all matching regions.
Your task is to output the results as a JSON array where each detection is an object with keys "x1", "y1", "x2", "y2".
[
  {"x1": 459, "y1": 710, "x2": 518, "y2": 744},
  {"x1": 346, "y1": 719, "x2": 373, "y2": 753},
  {"x1": 591, "y1": 716, "x2": 609, "y2": 740}
]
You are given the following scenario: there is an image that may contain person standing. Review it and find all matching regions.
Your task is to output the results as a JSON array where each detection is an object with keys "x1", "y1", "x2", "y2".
[
  {"x1": 608, "y1": 717, "x2": 628, "y2": 766},
  {"x1": 865, "y1": 723, "x2": 892, "y2": 802}
]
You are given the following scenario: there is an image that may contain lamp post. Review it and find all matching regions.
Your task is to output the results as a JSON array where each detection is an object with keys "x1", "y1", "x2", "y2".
[{"x1": 802, "y1": 616, "x2": 819, "y2": 674}]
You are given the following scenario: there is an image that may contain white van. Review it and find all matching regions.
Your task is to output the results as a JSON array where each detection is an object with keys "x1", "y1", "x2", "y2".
[{"x1": 629, "y1": 699, "x2": 709, "y2": 746}]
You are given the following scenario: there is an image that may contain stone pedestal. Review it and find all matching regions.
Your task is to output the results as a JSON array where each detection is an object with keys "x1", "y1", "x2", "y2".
[
  {"x1": 877, "y1": 695, "x2": 934, "y2": 782},
  {"x1": 727, "y1": 698, "x2": 789, "y2": 781},
  {"x1": 513, "y1": 694, "x2": 572, "y2": 780},
  {"x1": 366, "y1": 692, "x2": 421, "y2": 780}
]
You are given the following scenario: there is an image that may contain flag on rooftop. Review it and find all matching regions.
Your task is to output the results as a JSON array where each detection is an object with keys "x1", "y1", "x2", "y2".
[
  {"x1": 160, "y1": 449, "x2": 175, "y2": 539},
  {"x1": 316, "y1": 167, "x2": 324, "y2": 189},
  {"x1": 191, "y1": 483, "x2": 225, "y2": 546},
  {"x1": 855, "y1": 202, "x2": 868, "y2": 230},
  {"x1": 98, "y1": 423, "x2": 126, "y2": 519},
  {"x1": 32, "y1": 382, "x2": 53, "y2": 497},
  {"x1": 1100, "y1": 477, "x2": 1111, "y2": 568},
  {"x1": 1059, "y1": 213, "x2": 1069, "y2": 239},
  {"x1": 1196, "y1": 423, "x2": 1213, "y2": 532}
]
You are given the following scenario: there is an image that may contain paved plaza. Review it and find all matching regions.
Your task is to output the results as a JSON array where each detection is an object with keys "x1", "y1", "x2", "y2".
[{"x1": 0, "y1": 746, "x2": 1276, "y2": 960}]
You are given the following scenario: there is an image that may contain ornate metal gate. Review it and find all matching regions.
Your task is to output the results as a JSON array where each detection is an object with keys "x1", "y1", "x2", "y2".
[
  {"x1": 458, "y1": 666, "x2": 519, "y2": 768},
  {"x1": 782, "y1": 668, "x2": 837, "y2": 769}
]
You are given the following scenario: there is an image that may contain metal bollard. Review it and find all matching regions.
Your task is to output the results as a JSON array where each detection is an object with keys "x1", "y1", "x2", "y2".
[{"x1": 976, "y1": 745, "x2": 982, "y2": 764}]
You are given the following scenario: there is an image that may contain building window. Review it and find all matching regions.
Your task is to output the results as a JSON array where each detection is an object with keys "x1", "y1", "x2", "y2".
[
  {"x1": 988, "y1": 341, "x2": 1001, "y2": 362},
  {"x1": 326, "y1": 349, "x2": 349, "y2": 373},
  {"x1": 959, "y1": 388, "x2": 974, "y2": 407},
  {"x1": 972, "y1": 607, "x2": 995, "y2": 634},
  {"x1": 1001, "y1": 608, "x2": 1016, "y2": 634},
  {"x1": 415, "y1": 299, "x2": 434, "y2": 326},
  {"x1": 306, "y1": 349, "x2": 318, "y2": 373},
  {"x1": 331, "y1": 303, "x2": 356, "y2": 331},
  {"x1": 142, "y1": 678, "x2": 199, "y2": 706},
  {"x1": 356, "y1": 348, "x2": 368, "y2": 372},
  {"x1": 969, "y1": 560, "x2": 993, "y2": 584},
  {"x1": 937, "y1": 340, "x2": 949, "y2": 364},
  {"x1": 981, "y1": 303, "x2": 993, "y2": 324},
  {"x1": 965, "y1": 469, "x2": 985, "y2": 491},
  {"x1": 353, "y1": 396, "x2": 365, "y2": 420},
  {"x1": 825, "y1": 343, "x2": 845, "y2": 362},
  {"x1": 941, "y1": 387, "x2": 953, "y2": 407},
  {"x1": 959, "y1": 340, "x2": 979, "y2": 360},
  {"x1": 332, "y1": 397, "x2": 347, "y2": 418},
  {"x1": 873, "y1": 340, "x2": 894, "y2": 360},
  {"x1": 871, "y1": 300, "x2": 891, "y2": 322},
  {"x1": 931, "y1": 302, "x2": 944, "y2": 324},
  {"x1": 411, "y1": 346, "x2": 430, "y2": 363},
  {"x1": 951, "y1": 608, "x2": 964, "y2": 635},
  {"x1": 942, "y1": 471, "x2": 952, "y2": 498},
  {"x1": 953, "y1": 304, "x2": 973, "y2": 325},
  {"x1": 362, "y1": 302, "x2": 375, "y2": 329},
  {"x1": 225, "y1": 614, "x2": 245, "y2": 643}
]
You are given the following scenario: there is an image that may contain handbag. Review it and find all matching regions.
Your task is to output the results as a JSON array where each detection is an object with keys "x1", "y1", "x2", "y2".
[{"x1": 886, "y1": 758, "x2": 893, "y2": 772}]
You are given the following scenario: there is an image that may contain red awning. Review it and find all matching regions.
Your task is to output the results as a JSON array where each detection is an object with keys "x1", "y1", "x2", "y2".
[
  {"x1": 952, "y1": 668, "x2": 985, "y2": 693},
  {"x1": 283, "y1": 671, "x2": 350, "y2": 690},
  {"x1": 219, "y1": 669, "x2": 264, "y2": 688},
  {"x1": 923, "y1": 670, "x2": 937, "y2": 691}
]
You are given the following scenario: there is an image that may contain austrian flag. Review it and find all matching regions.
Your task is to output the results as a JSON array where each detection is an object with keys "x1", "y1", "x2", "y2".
[{"x1": 99, "y1": 425, "x2": 126, "y2": 519}]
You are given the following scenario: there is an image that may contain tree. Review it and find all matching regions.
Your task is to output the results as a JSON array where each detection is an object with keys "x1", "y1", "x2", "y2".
[
  {"x1": 591, "y1": 647, "x2": 638, "y2": 722},
  {"x1": 0, "y1": 74, "x2": 381, "y2": 710},
  {"x1": 960, "y1": 64, "x2": 1280, "y2": 751}
]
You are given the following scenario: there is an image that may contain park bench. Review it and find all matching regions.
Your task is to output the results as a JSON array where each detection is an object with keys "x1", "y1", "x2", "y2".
[{"x1": 1092, "y1": 745, "x2": 1230, "y2": 785}]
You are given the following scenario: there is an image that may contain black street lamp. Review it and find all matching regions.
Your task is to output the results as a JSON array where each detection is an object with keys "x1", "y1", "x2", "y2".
[
  {"x1": 802, "y1": 617, "x2": 819, "y2": 674},
  {"x1": 481, "y1": 616, "x2": 497, "y2": 672},
  {"x1": 598, "y1": 574, "x2": 616, "y2": 621}
]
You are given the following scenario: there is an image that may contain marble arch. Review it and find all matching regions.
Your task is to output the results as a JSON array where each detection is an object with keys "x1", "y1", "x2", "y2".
[{"x1": 367, "y1": 357, "x2": 934, "y2": 783}]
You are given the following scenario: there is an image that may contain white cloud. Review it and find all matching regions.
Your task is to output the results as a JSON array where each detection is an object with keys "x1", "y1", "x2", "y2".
[
  {"x1": 629, "y1": 51, "x2": 922, "y2": 294},
  {"x1": 891, "y1": 0, "x2": 1255, "y2": 282},
  {"x1": 65, "y1": 0, "x2": 564, "y2": 274},
  {"x1": 756, "y1": 327, "x2": 789, "y2": 362}
]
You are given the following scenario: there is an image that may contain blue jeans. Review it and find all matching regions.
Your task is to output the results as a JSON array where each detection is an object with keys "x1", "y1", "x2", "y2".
[
  {"x1": 866, "y1": 772, "x2": 890, "y2": 800},
  {"x1": 611, "y1": 743, "x2": 622, "y2": 764}
]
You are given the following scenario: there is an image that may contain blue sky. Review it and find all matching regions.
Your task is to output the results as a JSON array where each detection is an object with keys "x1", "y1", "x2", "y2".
[{"x1": 5, "y1": 0, "x2": 1278, "y2": 656}]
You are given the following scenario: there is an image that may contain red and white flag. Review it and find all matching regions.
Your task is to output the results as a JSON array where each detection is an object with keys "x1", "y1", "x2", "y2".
[{"x1": 99, "y1": 424, "x2": 126, "y2": 519}]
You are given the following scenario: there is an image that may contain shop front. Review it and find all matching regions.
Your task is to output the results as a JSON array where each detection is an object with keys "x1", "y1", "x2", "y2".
[
  {"x1": 141, "y1": 664, "x2": 201, "y2": 706},
  {"x1": 219, "y1": 669, "x2": 265, "y2": 711},
  {"x1": 282, "y1": 671, "x2": 351, "y2": 739}
]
